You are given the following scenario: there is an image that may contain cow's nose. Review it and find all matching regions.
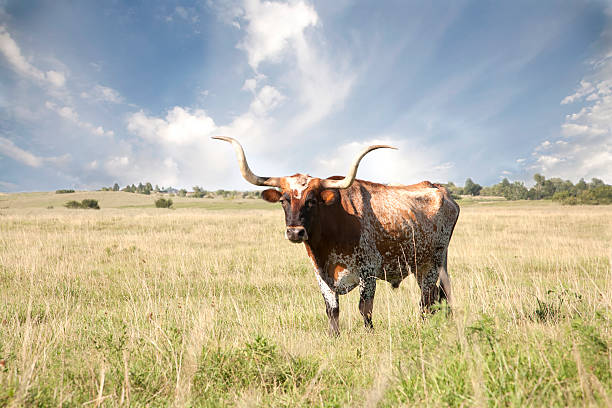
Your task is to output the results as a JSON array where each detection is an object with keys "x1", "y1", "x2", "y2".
[{"x1": 286, "y1": 226, "x2": 308, "y2": 243}]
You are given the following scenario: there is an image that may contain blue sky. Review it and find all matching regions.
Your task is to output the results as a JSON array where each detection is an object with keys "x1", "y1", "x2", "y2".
[{"x1": 0, "y1": 0, "x2": 611, "y2": 192}]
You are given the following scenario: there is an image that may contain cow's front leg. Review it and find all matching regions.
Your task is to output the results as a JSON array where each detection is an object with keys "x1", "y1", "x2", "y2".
[
  {"x1": 358, "y1": 275, "x2": 376, "y2": 331},
  {"x1": 316, "y1": 273, "x2": 340, "y2": 336}
]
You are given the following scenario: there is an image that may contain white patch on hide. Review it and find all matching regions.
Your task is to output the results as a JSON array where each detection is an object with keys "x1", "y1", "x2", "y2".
[{"x1": 286, "y1": 175, "x2": 313, "y2": 199}]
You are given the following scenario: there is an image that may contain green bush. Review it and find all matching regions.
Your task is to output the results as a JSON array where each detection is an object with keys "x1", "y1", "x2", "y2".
[
  {"x1": 64, "y1": 199, "x2": 100, "y2": 209},
  {"x1": 55, "y1": 189, "x2": 75, "y2": 194},
  {"x1": 553, "y1": 185, "x2": 612, "y2": 205},
  {"x1": 155, "y1": 198, "x2": 173, "y2": 208},
  {"x1": 64, "y1": 201, "x2": 81, "y2": 209}
]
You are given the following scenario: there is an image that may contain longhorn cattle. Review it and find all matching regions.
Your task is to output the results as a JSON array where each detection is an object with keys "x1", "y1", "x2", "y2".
[{"x1": 213, "y1": 137, "x2": 460, "y2": 336}]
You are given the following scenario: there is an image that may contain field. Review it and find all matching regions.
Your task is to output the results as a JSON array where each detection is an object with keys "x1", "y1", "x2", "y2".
[{"x1": 0, "y1": 191, "x2": 610, "y2": 407}]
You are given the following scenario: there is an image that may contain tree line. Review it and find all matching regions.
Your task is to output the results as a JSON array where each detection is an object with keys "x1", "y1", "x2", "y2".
[
  {"x1": 99, "y1": 174, "x2": 611, "y2": 205},
  {"x1": 100, "y1": 182, "x2": 262, "y2": 199},
  {"x1": 445, "y1": 174, "x2": 612, "y2": 205}
]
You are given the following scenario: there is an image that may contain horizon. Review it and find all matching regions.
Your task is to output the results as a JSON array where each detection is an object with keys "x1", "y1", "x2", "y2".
[{"x1": 1, "y1": 1, "x2": 611, "y2": 192}]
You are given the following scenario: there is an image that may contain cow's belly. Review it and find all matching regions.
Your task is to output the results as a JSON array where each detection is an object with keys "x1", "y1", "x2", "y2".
[
  {"x1": 376, "y1": 240, "x2": 435, "y2": 285},
  {"x1": 334, "y1": 267, "x2": 360, "y2": 294}
]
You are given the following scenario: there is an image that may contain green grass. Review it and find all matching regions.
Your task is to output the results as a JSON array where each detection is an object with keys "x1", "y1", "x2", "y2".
[{"x1": 0, "y1": 194, "x2": 610, "y2": 406}]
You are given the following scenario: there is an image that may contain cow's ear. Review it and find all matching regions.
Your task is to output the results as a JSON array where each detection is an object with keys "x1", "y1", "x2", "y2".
[
  {"x1": 262, "y1": 189, "x2": 282, "y2": 203},
  {"x1": 320, "y1": 189, "x2": 337, "y2": 206}
]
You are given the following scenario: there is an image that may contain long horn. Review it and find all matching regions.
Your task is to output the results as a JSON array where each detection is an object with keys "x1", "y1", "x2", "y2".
[
  {"x1": 320, "y1": 144, "x2": 397, "y2": 189},
  {"x1": 212, "y1": 136, "x2": 281, "y2": 187}
]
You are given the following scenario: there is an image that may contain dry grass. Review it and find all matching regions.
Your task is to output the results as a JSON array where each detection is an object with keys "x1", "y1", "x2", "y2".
[{"x1": 0, "y1": 193, "x2": 610, "y2": 407}]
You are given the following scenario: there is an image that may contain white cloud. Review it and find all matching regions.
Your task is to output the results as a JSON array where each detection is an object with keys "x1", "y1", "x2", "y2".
[
  {"x1": 561, "y1": 80, "x2": 594, "y2": 104},
  {"x1": 102, "y1": 154, "x2": 183, "y2": 188},
  {"x1": 528, "y1": 52, "x2": 612, "y2": 181},
  {"x1": 314, "y1": 137, "x2": 455, "y2": 185},
  {"x1": 241, "y1": 73, "x2": 266, "y2": 93},
  {"x1": 0, "y1": 25, "x2": 66, "y2": 87},
  {"x1": 242, "y1": 78, "x2": 258, "y2": 93},
  {"x1": 561, "y1": 123, "x2": 606, "y2": 137},
  {"x1": 238, "y1": 0, "x2": 318, "y2": 70},
  {"x1": 248, "y1": 85, "x2": 284, "y2": 116},
  {"x1": 0, "y1": 136, "x2": 70, "y2": 168},
  {"x1": 169, "y1": 6, "x2": 199, "y2": 23},
  {"x1": 534, "y1": 140, "x2": 551, "y2": 151},
  {"x1": 127, "y1": 106, "x2": 217, "y2": 145},
  {"x1": 114, "y1": 1, "x2": 358, "y2": 189},
  {"x1": 0, "y1": 136, "x2": 43, "y2": 167},
  {"x1": 237, "y1": 0, "x2": 355, "y2": 133},
  {"x1": 45, "y1": 101, "x2": 115, "y2": 137},
  {"x1": 105, "y1": 156, "x2": 129, "y2": 171},
  {"x1": 45, "y1": 70, "x2": 66, "y2": 87},
  {"x1": 81, "y1": 84, "x2": 124, "y2": 104}
]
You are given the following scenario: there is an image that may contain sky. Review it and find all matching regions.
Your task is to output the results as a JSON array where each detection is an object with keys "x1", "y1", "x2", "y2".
[{"x1": 0, "y1": 0, "x2": 611, "y2": 192}]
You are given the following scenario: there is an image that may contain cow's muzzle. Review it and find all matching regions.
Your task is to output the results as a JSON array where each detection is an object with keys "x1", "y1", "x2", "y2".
[{"x1": 286, "y1": 226, "x2": 308, "y2": 243}]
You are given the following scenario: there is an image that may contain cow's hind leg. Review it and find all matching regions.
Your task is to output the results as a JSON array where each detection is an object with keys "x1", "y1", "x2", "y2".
[
  {"x1": 418, "y1": 247, "x2": 450, "y2": 314},
  {"x1": 358, "y1": 275, "x2": 376, "y2": 331},
  {"x1": 438, "y1": 247, "x2": 452, "y2": 306}
]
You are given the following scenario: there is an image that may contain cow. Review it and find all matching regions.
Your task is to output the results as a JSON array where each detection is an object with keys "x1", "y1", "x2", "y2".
[{"x1": 213, "y1": 136, "x2": 460, "y2": 336}]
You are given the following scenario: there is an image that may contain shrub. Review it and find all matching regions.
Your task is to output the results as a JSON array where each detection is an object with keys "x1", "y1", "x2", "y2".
[
  {"x1": 55, "y1": 189, "x2": 75, "y2": 194},
  {"x1": 155, "y1": 198, "x2": 173, "y2": 208},
  {"x1": 64, "y1": 199, "x2": 100, "y2": 209},
  {"x1": 81, "y1": 199, "x2": 100, "y2": 209}
]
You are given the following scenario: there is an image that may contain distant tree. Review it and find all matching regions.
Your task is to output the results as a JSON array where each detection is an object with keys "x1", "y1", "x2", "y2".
[
  {"x1": 178, "y1": 189, "x2": 187, "y2": 197},
  {"x1": 590, "y1": 178, "x2": 605, "y2": 189},
  {"x1": 554, "y1": 185, "x2": 612, "y2": 205},
  {"x1": 463, "y1": 178, "x2": 482, "y2": 196},
  {"x1": 55, "y1": 189, "x2": 75, "y2": 194},
  {"x1": 504, "y1": 181, "x2": 529, "y2": 200},
  {"x1": 112, "y1": 183, "x2": 120, "y2": 191},
  {"x1": 192, "y1": 186, "x2": 207, "y2": 198},
  {"x1": 442, "y1": 182, "x2": 462, "y2": 199}
]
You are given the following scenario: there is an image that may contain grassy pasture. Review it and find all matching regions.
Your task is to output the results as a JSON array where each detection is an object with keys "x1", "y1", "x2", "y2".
[{"x1": 0, "y1": 192, "x2": 610, "y2": 407}]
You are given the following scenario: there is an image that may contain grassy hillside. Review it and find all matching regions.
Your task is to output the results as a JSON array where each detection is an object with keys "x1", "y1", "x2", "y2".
[
  {"x1": 0, "y1": 194, "x2": 610, "y2": 406},
  {"x1": 0, "y1": 191, "x2": 277, "y2": 211}
]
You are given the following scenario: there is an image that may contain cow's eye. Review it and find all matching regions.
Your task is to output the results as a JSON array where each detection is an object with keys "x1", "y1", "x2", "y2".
[{"x1": 306, "y1": 198, "x2": 316, "y2": 207}]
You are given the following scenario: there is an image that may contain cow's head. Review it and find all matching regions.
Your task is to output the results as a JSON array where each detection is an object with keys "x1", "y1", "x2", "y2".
[{"x1": 213, "y1": 136, "x2": 395, "y2": 243}]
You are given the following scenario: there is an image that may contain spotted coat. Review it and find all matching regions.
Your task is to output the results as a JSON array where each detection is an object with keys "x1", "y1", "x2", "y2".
[{"x1": 266, "y1": 174, "x2": 460, "y2": 336}]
